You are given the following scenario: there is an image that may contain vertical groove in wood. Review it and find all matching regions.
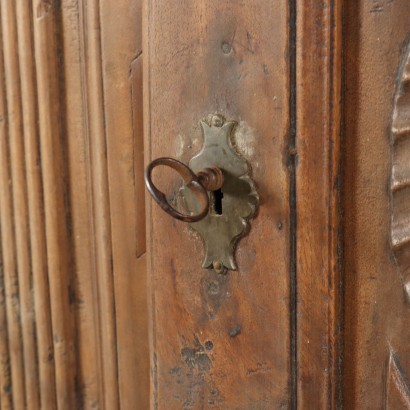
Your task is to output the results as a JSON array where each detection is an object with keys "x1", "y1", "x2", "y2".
[
  {"x1": 142, "y1": 2, "x2": 154, "y2": 407},
  {"x1": 0, "y1": 2, "x2": 41, "y2": 408},
  {"x1": 32, "y1": 1, "x2": 77, "y2": 408},
  {"x1": 0, "y1": 5, "x2": 26, "y2": 409},
  {"x1": 288, "y1": 0, "x2": 297, "y2": 407},
  {"x1": 0, "y1": 29, "x2": 13, "y2": 410},
  {"x1": 16, "y1": 1, "x2": 57, "y2": 409},
  {"x1": 131, "y1": 56, "x2": 146, "y2": 259},
  {"x1": 79, "y1": 1, "x2": 119, "y2": 408}
]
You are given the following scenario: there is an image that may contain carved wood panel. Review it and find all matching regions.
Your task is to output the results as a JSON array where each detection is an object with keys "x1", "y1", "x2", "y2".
[
  {"x1": 0, "y1": 1, "x2": 148, "y2": 408},
  {"x1": 386, "y1": 34, "x2": 410, "y2": 410},
  {"x1": 344, "y1": 0, "x2": 410, "y2": 408},
  {"x1": 295, "y1": 0, "x2": 343, "y2": 407},
  {"x1": 391, "y1": 38, "x2": 410, "y2": 304},
  {"x1": 1, "y1": 0, "x2": 409, "y2": 408},
  {"x1": 386, "y1": 350, "x2": 410, "y2": 409}
]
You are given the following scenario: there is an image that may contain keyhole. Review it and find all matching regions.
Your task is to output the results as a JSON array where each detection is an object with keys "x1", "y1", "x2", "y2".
[{"x1": 213, "y1": 189, "x2": 223, "y2": 215}]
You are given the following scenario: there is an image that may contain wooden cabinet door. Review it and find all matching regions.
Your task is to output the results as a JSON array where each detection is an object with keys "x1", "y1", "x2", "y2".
[
  {"x1": 0, "y1": 0, "x2": 409, "y2": 409},
  {"x1": 145, "y1": 1, "x2": 292, "y2": 408},
  {"x1": 144, "y1": 0, "x2": 343, "y2": 409},
  {"x1": 0, "y1": 1, "x2": 148, "y2": 409}
]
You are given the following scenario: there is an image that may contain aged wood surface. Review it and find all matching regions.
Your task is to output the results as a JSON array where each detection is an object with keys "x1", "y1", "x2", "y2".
[
  {"x1": 0, "y1": 0, "x2": 148, "y2": 408},
  {"x1": 295, "y1": 0, "x2": 343, "y2": 408},
  {"x1": 2, "y1": 0, "x2": 410, "y2": 408},
  {"x1": 144, "y1": 1, "x2": 291, "y2": 408},
  {"x1": 344, "y1": 0, "x2": 410, "y2": 408}
]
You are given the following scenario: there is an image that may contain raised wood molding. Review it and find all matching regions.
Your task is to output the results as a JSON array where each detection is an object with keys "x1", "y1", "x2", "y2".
[
  {"x1": 78, "y1": 1, "x2": 120, "y2": 408},
  {"x1": 16, "y1": 1, "x2": 56, "y2": 407},
  {"x1": 0, "y1": 8, "x2": 26, "y2": 408},
  {"x1": 99, "y1": 0, "x2": 148, "y2": 407},
  {"x1": 0, "y1": 1, "x2": 147, "y2": 408},
  {"x1": 61, "y1": 2, "x2": 104, "y2": 407},
  {"x1": 295, "y1": 0, "x2": 343, "y2": 408},
  {"x1": 32, "y1": 1, "x2": 77, "y2": 407},
  {"x1": 1, "y1": 2, "x2": 40, "y2": 408}
]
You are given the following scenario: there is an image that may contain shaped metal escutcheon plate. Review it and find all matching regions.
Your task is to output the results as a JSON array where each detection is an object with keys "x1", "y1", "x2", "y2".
[{"x1": 182, "y1": 114, "x2": 259, "y2": 273}]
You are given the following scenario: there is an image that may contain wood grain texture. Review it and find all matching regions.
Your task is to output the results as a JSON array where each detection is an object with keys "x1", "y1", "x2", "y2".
[
  {"x1": 391, "y1": 38, "x2": 410, "y2": 302},
  {"x1": 295, "y1": 1, "x2": 343, "y2": 408},
  {"x1": 32, "y1": 1, "x2": 77, "y2": 408},
  {"x1": 144, "y1": 1, "x2": 291, "y2": 408},
  {"x1": 344, "y1": 0, "x2": 410, "y2": 408}
]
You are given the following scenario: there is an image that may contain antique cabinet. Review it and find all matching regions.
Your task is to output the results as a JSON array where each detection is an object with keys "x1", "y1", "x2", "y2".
[{"x1": 0, "y1": 0, "x2": 408, "y2": 409}]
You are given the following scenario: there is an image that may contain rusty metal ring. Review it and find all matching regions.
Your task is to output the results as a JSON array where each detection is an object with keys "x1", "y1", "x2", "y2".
[{"x1": 144, "y1": 157, "x2": 209, "y2": 222}]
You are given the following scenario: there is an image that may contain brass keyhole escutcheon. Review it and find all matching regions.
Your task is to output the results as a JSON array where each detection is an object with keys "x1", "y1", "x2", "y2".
[{"x1": 145, "y1": 114, "x2": 259, "y2": 272}]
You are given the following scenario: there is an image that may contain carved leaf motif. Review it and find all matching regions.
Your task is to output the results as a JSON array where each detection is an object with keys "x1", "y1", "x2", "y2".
[
  {"x1": 390, "y1": 39, "x2": 410, "y2": 302},
  {"x1": 386, "y1": 350, "x2": 410, "y2": 409}
]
